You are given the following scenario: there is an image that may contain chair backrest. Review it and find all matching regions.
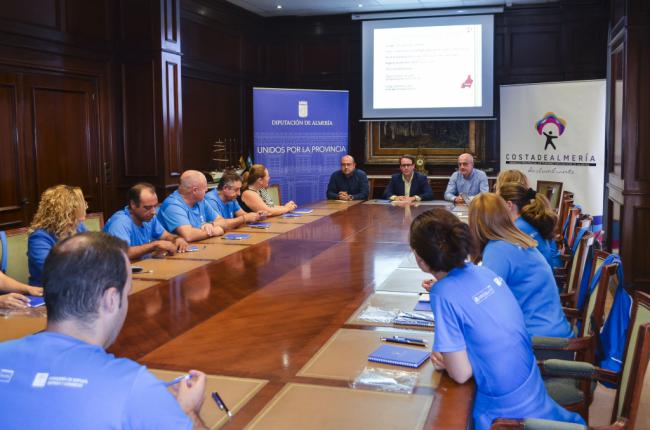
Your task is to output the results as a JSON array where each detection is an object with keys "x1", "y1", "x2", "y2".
[
  {"x1": 623, "y1": 322, "x2": 650, "y2": 429},
  {"x1": 2, "y1": 227, "x2": 30, "y2": 284},
  {"x1": 580, "y1": 256, "x2": 617, "y2": 339},
  {"x1": 0, "y1": 230, "x2": 7, "y2": 273},
  {"x1": 565, "y1": 207, "x2": 582, "y2": 250},
  {"x1": 558, "y1": 197, "x2": 574, "y2": 236},
  {"x1": 84, "y1": 212, "x2": 105, "y2": 232},
  {"x1": 565, "y1": 232, "x2": 593, "y2": 301},
  {"x1": 536, "y1": 180, "x2": 563, "y2": 212},
  {"x1": 614, "y1": 291, "x2": 650, "y2": 420},
  {"x1": 267, "y1": 184, "x2": 281, "y2": 206}
]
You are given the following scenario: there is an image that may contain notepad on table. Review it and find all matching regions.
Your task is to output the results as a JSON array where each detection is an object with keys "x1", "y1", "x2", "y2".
[
  {"x1": 368, "y1": 344, "x2": 430, "y2": 369},
  {"x1": 418, "y1": 293, "x2": 430, "y2": 303},
  {"x1": 247, "y1": 222, "x2": 271, "y2": 229},
  {"x1": 412, "y1": 302, "x2": 431, "y2": 312},
  {"x1": 222, "y1": 233, "x2": 251, "y2": 240},
  {"x1": 26, "y1": 295, "x2": 45, "y2": 308},
  {"x1": 281, "y1": 213, "x2": 302, "y2": 218},
  {"x1": 291, "y1": 208, "x2": 313, "y2": 214}
]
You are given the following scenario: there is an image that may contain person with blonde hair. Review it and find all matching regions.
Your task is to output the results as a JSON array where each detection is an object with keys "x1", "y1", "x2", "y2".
[
  {"x1": 498, "y1": 182, "x2": 560, "y2": 268},
  {"x1": 494, "y1": 169, "x2": 529, "y2": 193},
  {"x1": 468, "y1": 193, "x2": 571, "y2": 338},
  {"x1": 27, "y1": 185, "x2": 88, "y2": 286},
  {"x1": 239, "y1": 164, "x2": 297, "y2": 216},
  {"x1": 410, "y1": 209, "x2": 583, "y2": 430}
]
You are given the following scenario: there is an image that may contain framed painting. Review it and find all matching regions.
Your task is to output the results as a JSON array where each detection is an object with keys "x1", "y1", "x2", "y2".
[{"x1": 365, "y1": 120, "x2": 486, "y2": 165}]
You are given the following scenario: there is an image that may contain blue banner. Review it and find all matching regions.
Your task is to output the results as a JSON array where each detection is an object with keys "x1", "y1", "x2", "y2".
[{"x1": 253, "y1": 88, "x2": 349, "y2": 206}]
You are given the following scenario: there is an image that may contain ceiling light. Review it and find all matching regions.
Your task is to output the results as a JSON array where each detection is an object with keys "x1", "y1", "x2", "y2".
[
  {"x1": 358, "y1": 3, "x2": 363, "y2": 7},
  {"x1": 276, "y1": 4, "x2": 282, "y2": 9}
]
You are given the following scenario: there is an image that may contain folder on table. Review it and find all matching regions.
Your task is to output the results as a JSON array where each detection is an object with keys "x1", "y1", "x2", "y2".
[
  {"x1": 368, "y1": 344, "x2": 430, "y2": 369},
  {"x1": 412, "y1": 302, "x2": 431, "y2": 312},
  {"x1": 222, "y1": 233, "x2": 251, "y2": 240},
  {"x1": 281, "y1": 213, "x2": 302, "y2": 218},
  {"x1": 291, "y1": 209, "x2": 313, "y2": 214},
  {"x1": 26, "y1": 296, "x2": 45, "y2": 308},
  {"x1": 247, "y1": 222, "x2": 271, "y2": 229}
]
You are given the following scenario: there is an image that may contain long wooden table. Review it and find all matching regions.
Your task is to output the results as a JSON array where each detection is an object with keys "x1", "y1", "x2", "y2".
[{"x1": 110, "y1": 201, "x2": 474, "y2": 429}]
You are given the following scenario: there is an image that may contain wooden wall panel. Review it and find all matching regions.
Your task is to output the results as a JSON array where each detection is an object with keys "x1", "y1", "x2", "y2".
[
  {"x1": 0, "y1": 76, "x2": 25, "y2": 228},
  {"x1": 299, "y1": 39, "x2": 342, "y2": 75},
  {"x1": 182, "y1": 18, "x2": 242, "y2": 72},
  {"x1": 121, "y1": 61, "x2": 158, "y2": 177},
  {"x1": 0, "y1": 0, "x2": 61, "y2": 30},
  {"x1": 162, "y1": 52, "x2": 183, "y2": 180}
]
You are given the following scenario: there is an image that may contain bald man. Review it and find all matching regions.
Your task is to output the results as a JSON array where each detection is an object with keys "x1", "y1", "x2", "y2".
[
  {"x1": 157, "y1": 170, "x2": 225, "y2": 241},
  {"x1": 444, "y1": 153, "x2": 489, "y2": 204},
  {"x1": 326, "y1": 155, "x2": 369, "y2": 201}
]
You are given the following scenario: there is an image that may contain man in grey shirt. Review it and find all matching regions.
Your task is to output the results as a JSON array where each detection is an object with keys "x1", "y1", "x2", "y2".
[{"x1": 444, "y1": 153, "x2": 489, "y2": 204}]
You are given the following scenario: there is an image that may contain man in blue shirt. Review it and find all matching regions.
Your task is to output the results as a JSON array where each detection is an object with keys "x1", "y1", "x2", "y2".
[
  {"x1": 0, "y1": 232, "x2": 208, "y2": 429},
  {"x1": 383, "y1": 155, "x2": 434, "y2": 201},
  {"x1": 444, "y1": 153, "x2": 489, "y2": 204},
  {"x1": 326, "y1": 155, "x2": 369, "y2": 201},
  {"x1": 158, "y1": 170, "x2": 225, "y2": 242},
  {"x1": 205, "y1": 171, "x2": 266, "y2": 230},
  {"x1": 104, "y1": 183, "x2": 189, "y2": 259}
]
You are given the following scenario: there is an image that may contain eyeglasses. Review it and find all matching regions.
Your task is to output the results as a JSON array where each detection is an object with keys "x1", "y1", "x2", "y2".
[
  {"x1": 458, "y1": 162, "x2": 471, "y2": 166},
  {"x1": 400, "y1": 164, "x2": 414, "y2": 168}
]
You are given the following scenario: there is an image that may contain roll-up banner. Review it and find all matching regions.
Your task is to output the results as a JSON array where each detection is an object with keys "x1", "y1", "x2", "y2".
[
  {"x1": 500, "y1": 80, "x2": 606, "y2": 230},
  {"x1": 253, "y1": 88, "x2": 349, "y2": 206}
]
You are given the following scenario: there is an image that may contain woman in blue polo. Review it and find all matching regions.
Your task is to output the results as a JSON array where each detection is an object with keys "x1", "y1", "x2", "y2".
[
  {"x1": 410, "y1": 208, "x2": 583, "y2": 429},
  {"x1": 27, "y1": 185, "x2": 88, "y2": 286},
  {"x1": 498, "y1": 183, "x2": 561, "y2": 268},
  {"x1": 468, "y1": 193, "x2": 572, "y2": 338}
]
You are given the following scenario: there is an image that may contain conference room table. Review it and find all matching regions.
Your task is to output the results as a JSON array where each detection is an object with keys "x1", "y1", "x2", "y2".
[{"x1": 110, "y1": 199, "x2": 474, "y2": 429}]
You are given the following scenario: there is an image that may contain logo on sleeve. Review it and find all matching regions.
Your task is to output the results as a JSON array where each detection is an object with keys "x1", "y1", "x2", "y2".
[
  {"x1": 32, "y1": 372, "x2": 49, "y2": 388},
  {"x1": 472, "y1": 285, "x2": 495, "y2": 304},
  {"x1": 493, "y1": 277, "x2": 503, "y2": 286},
  {"x1": 0, "y1": 369, "x2": 14, "y2": 383}
]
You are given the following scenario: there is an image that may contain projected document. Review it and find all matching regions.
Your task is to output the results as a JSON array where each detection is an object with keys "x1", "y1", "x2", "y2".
[{"x1": 373, "y1": 24, "x2": 482, "y2": 110}]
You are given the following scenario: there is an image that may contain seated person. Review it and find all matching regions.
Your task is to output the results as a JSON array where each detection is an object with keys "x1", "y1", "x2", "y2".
[
  {"x1": 326, "y1": 155, "x2": 369, "y2": 201},
  {"x1": 28, "y1": 185, "x2": 87, "y2": 286},
  {"x1": 0, "y1": 272, "x2": 42, "y2": 310},
  {"x1": 382, "y1": 155, "x2": 433, "y2": 202},
  {"x1": 468, "y1": 193, "x2": 573, "y2": 338},
  {"x1": 239, "y1": 164, "x2": 297, "y2": 216},
  {"x1": 444, "y1": 153, "x2": 489, "y2": 204},
  {"x1": 104, "y1": 183, "x2": 189, "y2": 259},
  {"x1": 498, "y1": 183, "x2": 559, "y2": 269},
  {"x1": 409, "y1": 208, "x2": 584, "y2": 430},
  {"x1": 157, "y1": 170, "x2": 225, "y2": 242},
  {"x1": 205, "y1": 171, "x2": 266, "y2": 230},
  {"x1": 0, "y1": 232, "x2": 208, "y2": 429}
]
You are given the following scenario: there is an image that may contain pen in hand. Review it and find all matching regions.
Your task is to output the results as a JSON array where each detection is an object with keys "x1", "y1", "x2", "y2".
[
  {"x1": 164, "y1": 374, "x2": 191, "y2": 387},
  {"x1": 211, "y1": 391, "x2": 232, "y2": 417}
]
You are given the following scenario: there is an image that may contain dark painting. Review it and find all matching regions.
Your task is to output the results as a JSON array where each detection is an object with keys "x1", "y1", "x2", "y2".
[{"x1": 379, "y1": 121, "x2": 470, "y2": 149}]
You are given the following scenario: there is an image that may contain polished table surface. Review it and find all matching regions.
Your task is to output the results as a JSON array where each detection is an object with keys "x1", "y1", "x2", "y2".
[{"x1": 111, "y1": 201, "x2": 474, "y2": 429}]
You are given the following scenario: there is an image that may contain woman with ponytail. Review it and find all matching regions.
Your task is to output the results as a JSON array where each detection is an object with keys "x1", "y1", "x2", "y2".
[
  {"x1": 410, "y1": 208, "x2": 583, "y2": 430},
  {"x1": 469, "y1": 193, "x2": 572, "y2": 338},
  {"x1": 498, "y1": 183, "x2": 559, "y2": 268},
  {"x1": 239, "y1": 164, "x2": 297, "y2": 216}
]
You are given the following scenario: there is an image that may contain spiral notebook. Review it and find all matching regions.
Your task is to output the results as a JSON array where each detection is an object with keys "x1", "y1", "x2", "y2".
[
  {"x1": 281, "y1": 213, "x2": 302, "y2": 218},
  {"x1": 368, "y1": 345, "x2": 430, "y2": 369},
  {"x1": 222, "y1": 233, "x2": 251, "y2": 240},
  {"x1": 247, "y1": 222, "x2": 271, "y2": 229}
]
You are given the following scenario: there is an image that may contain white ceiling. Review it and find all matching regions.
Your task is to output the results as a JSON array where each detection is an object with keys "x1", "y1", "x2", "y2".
[{"x1": 224, "y1": 0, "x2": 559, "y2": 17}]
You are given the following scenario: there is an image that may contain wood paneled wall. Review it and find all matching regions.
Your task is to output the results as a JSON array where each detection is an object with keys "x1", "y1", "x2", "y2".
[{"x1": 0, "y1": 0, "x2": 609, "y2": 229}]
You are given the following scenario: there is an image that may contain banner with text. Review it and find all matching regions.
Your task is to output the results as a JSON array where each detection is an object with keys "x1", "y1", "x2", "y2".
[
  {"x1": 500, "y1": 80, "x2": 605, "y2": 229},
  {"x1": 253, "y1": 88, "x2": 349, "y2": 206}
]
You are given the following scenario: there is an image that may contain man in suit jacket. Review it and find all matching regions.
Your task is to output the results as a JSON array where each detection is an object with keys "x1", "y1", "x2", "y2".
[{"x1": 382, "y1": 155, "x2": 434, "y2": 202}]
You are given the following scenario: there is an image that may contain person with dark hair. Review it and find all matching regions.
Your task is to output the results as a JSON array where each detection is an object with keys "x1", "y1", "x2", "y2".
[
  {"x1": 326, "y1": 155, "x2": 369, "y2": 201},
  {"x1": 239, "y1": 164, "x2": 297, "y2": 216},
  {"x1": 205, "y1": 171, "x2": 267, "y2": 229},
  {"x1": 468, "y1": 193, "x2": 572, "y2": 338},
  {"x1": 0, "y1": 232, "x2": 208, "y2": 429},
  {"x1": 104, "y1": 182, "x2": 189, "y2": 259},
  {"x1": 410, "y1": 209, "x2": 583, "y2": 430},
  {"x1": 383, "y1": 155, "x2": 434, "y2": 201},
  {"x1": 444, "y1": 153, "x2": 489, "y2": 204},
  {"x1": 498, "y1": 182, "x2": 560, "y2": 268},
  {"x1": 157, "y1": 170, "x2": 225, "y2": 241}
]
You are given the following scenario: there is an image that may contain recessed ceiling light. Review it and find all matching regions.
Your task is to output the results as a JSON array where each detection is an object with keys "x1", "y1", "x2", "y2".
[
  {"x1": 276, "y1": 4, "x2": 282, "y2": 9},
  {"x1": 358, "y1": 3, "x2": 363, "y2": 7}
]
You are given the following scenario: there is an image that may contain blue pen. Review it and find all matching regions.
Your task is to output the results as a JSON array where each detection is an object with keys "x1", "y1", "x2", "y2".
[
  {"x1": 381, "y1": 336, "x2": 427, "y2": 346},
  {"x1": 164, "y1": 374, "x2": 190, "y2": 387},
  {"x1": 211, "y1": 391, "x2": 232, "y2": 417}
]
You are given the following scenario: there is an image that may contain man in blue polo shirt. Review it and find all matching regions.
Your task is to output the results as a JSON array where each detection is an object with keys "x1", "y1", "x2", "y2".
[
  {"x1": 205, "y1": 171, "x2": 266, "y2": 230},
  {"x1": 104, "y1": 183, "x2": 189, "y2": 259},
  {"x1": 157, "y1": 170, "x2": 225, "y2": 242},
  {"x1": 326, "y1": 155, "x2": 369, "y2": 201},
  {"x1": 0, "y1": 232, "x2": 208, "y2": 429},
  {"x1": 444, "y1": 153, "x2": 489, "y2": 204}
]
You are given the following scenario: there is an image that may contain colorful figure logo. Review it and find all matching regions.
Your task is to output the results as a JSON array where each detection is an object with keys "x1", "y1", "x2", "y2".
[{"x1": 535, "y1": 112, "x2": 566, "y2": 150}]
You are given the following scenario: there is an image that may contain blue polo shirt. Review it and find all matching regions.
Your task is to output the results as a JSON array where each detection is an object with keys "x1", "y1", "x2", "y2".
[
  {"x1": 157, "y1": 191, "x2": 218, "y2": 233},
  {"x1": 482, "y1": 240, "x2": 573, "y2": 338},
  {"x1": 104, "y1": 206, "x2": 165, "y2": 246},
  {"x1": 515, "y1": 217, "x2": 554, "y2": 269},
  {"x1": 205, "y1": 189, "x2": 241, "y2": 219},
  {"x1": 27, "y1": 224, "x2": 87, "y2": 287},
  {"x1": 431, "y1": 263, "x2": 584, "y2": 429},
  {"x1": 0, "y1": 332, "x2": 192, "y2": 430}
]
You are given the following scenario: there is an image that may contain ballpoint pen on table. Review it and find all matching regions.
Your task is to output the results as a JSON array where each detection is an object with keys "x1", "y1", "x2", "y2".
[{"x1": 211, "y1": 391, "x2": 233, "y2": 417}]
